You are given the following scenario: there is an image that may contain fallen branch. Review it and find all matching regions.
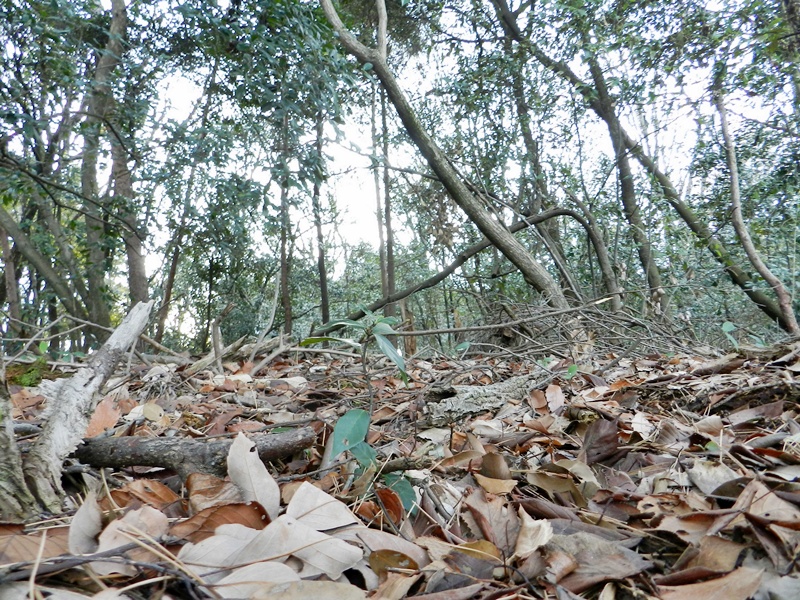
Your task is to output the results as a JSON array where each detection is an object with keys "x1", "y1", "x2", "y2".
[{"x1": 73, "y1": 427, "x2": 316, "y2": 479}]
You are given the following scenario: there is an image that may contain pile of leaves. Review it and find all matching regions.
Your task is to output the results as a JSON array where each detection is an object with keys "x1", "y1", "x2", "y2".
[{"x1": 2, "y1": 339, "x2": 800, "y2": 599}]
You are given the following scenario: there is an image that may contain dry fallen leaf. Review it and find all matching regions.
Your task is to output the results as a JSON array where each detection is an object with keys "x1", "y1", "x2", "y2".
[{"x1": 227, "y1": 432, "x2": 281, "y2": 519}]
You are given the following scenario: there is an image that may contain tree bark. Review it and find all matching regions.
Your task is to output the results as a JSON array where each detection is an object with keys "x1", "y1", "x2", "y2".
[
  {"x1": 0, "y1": 206, "x2": 88, "y2": 320},
  {"x1": 279, "y1": 117, "x2": 293, "y2": 335},
  {"x1": 0, "y1": 227, "x2": 22, "y2": 336},
  {"x1": 0, "y1": 382, "x2": 37, "y2": 522},
  {"x1": 110, "y1": 134, "x2": 149, "y2": 306},
  {"x1": 312, "y1": 115, "x2": 330, "y2": 326},
  {"x1": 382, "y1": 91, "x2": 397, "y2": 321},
  {"x1": 73, "y1": 427, "x2": 316, "y2": 480},
  {"x1": 507, "y1": 43, "x2": 587, "y2": 305},
  {"x1": 371, "y1": 86, "x2": 389, "y2": 298},
  {"x1": 320, "y1": 0, "x2": 571, "y2": 311}
]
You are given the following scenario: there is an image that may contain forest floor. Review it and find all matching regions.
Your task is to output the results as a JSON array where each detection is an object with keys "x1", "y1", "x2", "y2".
[{"x1": 3, "y1": 333, "x2": 800, "y2": 599}]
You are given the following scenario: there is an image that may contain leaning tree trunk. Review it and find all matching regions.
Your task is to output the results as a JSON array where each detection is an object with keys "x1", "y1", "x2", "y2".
[
  {"x1": 0, "y1": 301, "x2": 154, "y2": 522},
  {"x1": 320, "y1": 0, "x2": 572, "y2": 312},
  {"x1": 713, "y1": 84, "x2": 799, "y2": 335},
  {"x1": 586, "y1": 54, "x2": 665, "y2": 314}
]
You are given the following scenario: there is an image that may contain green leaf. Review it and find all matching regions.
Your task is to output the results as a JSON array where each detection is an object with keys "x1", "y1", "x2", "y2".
[
  {"x1": 331, "y1": 409, "x2": 370, "y2": 458},
  {"x1": 349, "y1": 441, "x2": 377, "y2": 467},
  {"x1": 363, "y1": 62, "x2": 373, "y2": 71},
  {"x1": 374, "y1": 333, "x2": 406, "y2": 375},
  {"x1": 300, "y1": 336, "x2": 362, "y2": 350},
  {"x1": 329, "y1": 318, "x2": 368, "y2": 331},
  {"x1": 372, "y1": 321, "x2": 396, "y2": 336},
  {"x1": 454, "y1": 342, "x2": 471, "y2": 354},
  {"x1": 383, "y1": 473, "x2": 416, "y2": 512},
  {"x1": 565, "y1": 364, "x2": 578, "y2": 379},
  {"x1": 38, "y1": 340, "x2": 48, "y2": 354},
  {"x1": 721, "y1": 321, "x2": 736, "y2": 333}
]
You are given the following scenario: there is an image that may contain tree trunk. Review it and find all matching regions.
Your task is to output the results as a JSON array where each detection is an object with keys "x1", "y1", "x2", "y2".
[
  {"x1": 507, "y1": 45, "x2": 588, "y2": 305},
  {"x1": 0, "y1": 383, "x2": 36, "y2": 522},
  {"x1": 0, "y1": 206, "x2": 87, "y2": 321},
  {"x1": 372, "y1": 85, "x2": 389, "y2": 298},
  {"x1": 279, "y1": 116, "x2": 293, "y2": 335},
  {"x1": 110, "y1": 135, "x2": 149, "y2": 306},
  {"x1": 713, "y1": 85, "x2": 799, "y2": 334},
  {"x1": 313, "y1": 207, "x2": 609, "y2": 336},
  {"x1": 312, "y1": 116, "x2": 330, "y2": 326},
  {"x1": 320, "y1": 0, "x2": 571, "y2": 311},
  {"x1": 585, "y1": 54, "x2": 665, "y2": 314},
  {"x1": 155, "y1": 60, "x2": 219, "y2": 343},
  {"x1": 0, "y1": 227, "x2": 22, "y2": 336},
  {"x1": 382, "y1": 90, "x2": 397, "y2": 321},
  {"x1": 80, "y1": 0, "x2": 129, "y2": 333},
  {"x1": 564, "y1": 190, "x2": 623, "y2": 310},
  {"x1": 280, "y1": 185, "x2": 292, "y2": 335}
]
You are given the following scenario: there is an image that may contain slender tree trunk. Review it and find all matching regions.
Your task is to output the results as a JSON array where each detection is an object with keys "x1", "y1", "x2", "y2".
[
  {"x1": 313, "y1": 207, "x2": 609, "y2": 335},
  {"x1": 0, "y1": 228, "x2": 21, "y2": 337},
  {"x1": 201, "y1": 256, "x2": 216, "y2": 352},
  {"x1": 312, "y1": 115, "x2": 330, "y2": 325},
  {"x1": 507, "y1": 45, "x2": 587, "y2": 304},
  {"x1": 371, "y1": 85, "x2": 388, "y2": 297},
  {"x1": 565, "y1": 191, "x2": 623, "y2": 310},
  {"x1": 382, "y1": 90, "x2": 397, "y2": 320},
  {"x1": 713, "y1": 84, "x2": 799, "y2": 334},
  {"x1": 279, "y1": 116, "x2": 292, "y2": 335},
  {"x1": 155, "y1": 60, "x2": 219, "y2": 343},
  {"x1": 0, "y1": 206, "x2": 86, "y2": 320},
  {"x1": 29, "y1": 188, "x2": 93, "y2": 311},
  {"x1": 80, "y1": 0, "x2": 128, "y2": 333},
  {"x1": 280, "y1": 184, "x2": 292, "y2": 335},
  {"x1": 490, "y1": 0, "x2": 791, "y2": 330},
  {"x1": 320, "y1": 0, "x2": 572, "y2": 312}
]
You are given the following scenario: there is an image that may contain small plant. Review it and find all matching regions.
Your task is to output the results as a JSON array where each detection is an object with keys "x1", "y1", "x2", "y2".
[
  {"x1": 722, "y1": 321, "x2": 739, "y2": 350},
  {"x1": 301, "y1": 307, "x2": 408, "y2": 412},
  {"x1": 329, "y1": 408, "x2": 416, "y2": 511}
]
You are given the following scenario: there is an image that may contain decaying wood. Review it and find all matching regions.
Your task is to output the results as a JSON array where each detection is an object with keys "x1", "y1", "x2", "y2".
[
  {"x1": 21, "y1": 301, "x2": 154, "y2": 513},
  {"x1": 425, "y1": 367, "x2": 553, "y2": 426},
  {"x1": 73, "y1": 427, "x2": 316, "y2": 479}
]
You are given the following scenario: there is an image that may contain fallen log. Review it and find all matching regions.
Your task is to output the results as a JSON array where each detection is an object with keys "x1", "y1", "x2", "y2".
[{"x1": 0, "y1": 301, "x2": 154, "y2": 519}]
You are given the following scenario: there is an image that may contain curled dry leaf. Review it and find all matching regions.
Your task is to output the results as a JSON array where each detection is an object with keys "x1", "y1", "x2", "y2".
[{"x1": 227, "y1": 432, "x2": 281, "y2": 519}]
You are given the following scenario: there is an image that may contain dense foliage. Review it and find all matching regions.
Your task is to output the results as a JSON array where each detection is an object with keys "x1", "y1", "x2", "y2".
[{"x1": 0, "y1": 0, "x2": 798, "y2": 353}]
